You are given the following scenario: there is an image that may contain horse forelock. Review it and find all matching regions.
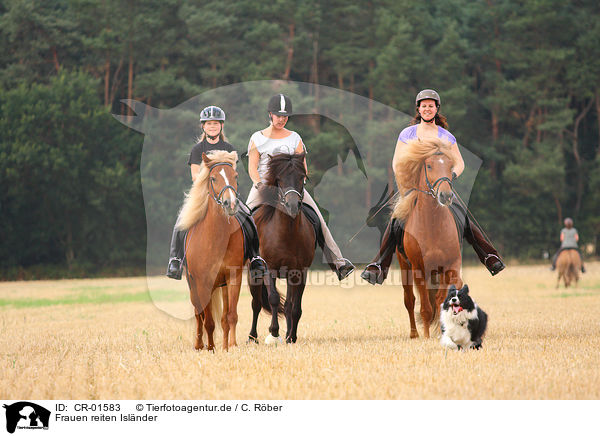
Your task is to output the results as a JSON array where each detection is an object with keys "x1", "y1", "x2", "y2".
[
  {"x1": 176, "y1": 150, "x2": 238, "y2": 230},
  {"x1": 256, "y1": 152, "x2": 306, "y2": 224},
  {"x1": 391, "y1": 138, "x2": 455, "y2": 221}
]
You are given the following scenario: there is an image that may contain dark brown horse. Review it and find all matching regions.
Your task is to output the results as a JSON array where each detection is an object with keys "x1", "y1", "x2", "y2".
[
  {"x1": 177, "y1": 150, "x2": 245, "y2": 351},
  {"x1": 249, "y1": 153, "x2": 316, "y2": 344},
  {"x1": 391, "y1": 138, "x2": 463, "y2": 339}
]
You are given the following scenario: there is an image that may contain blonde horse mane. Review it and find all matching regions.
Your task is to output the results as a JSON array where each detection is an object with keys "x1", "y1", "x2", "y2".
[
  {"x1": 176, "y1": 150, "x2": 238, "y2": 230},
  {"x1": 391, "y1": 138, "x2": 455, "y2": 221}
]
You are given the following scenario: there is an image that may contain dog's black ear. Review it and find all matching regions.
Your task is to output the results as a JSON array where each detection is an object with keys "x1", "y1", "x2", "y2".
[
  {"x1": 461, "y1": 284, "x2": 469, "y2": 294},
  {"x1": 447, "y1": 284, "x2": 457, "y2": 295}
]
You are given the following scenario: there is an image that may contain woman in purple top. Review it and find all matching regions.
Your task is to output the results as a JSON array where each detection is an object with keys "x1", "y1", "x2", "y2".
[{"x1": 361, "y1": 89, "x2": 505, "y2": 285}]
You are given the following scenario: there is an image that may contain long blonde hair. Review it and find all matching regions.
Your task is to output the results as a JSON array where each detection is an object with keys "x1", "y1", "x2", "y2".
[
  {"x1": 391, "y1": 138, "x2": 455, "y2": 221},
  {"x1": 176, "y1": 150, "x2": 238, "y2": 230}
]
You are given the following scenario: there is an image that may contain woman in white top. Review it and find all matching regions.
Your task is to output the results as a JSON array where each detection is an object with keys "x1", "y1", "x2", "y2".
[{"x1": 246, "y1": 94, "x2": 355, "y2": 280}]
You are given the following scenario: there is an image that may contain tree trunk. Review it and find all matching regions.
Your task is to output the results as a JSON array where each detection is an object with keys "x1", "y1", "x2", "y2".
[
  {"x1": 366, "y1": 61, "x2": 374, "y2": 209},
  {"x1": 283, "y1": 22, "x2": 295, "y2": 81},
  {"x1": 104, "y1": 54, "x2": 110, "y2": 106},
  {"x1": 571, "y1": 98, "x2": 594, "y2": 213},
  {"x1": 127, "y1": 43, "x2": 133, "y2": 116},
  {"x1": 51, "y1": 47, "x2": 60, "y2": 72},
  {"x1": 553, "y1": 193, "x2": 563, "y2": 227}
]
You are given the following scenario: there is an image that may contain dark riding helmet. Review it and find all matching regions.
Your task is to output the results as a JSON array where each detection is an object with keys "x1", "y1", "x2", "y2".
[
  {"x1": 416, "y1": 89, "x2": 441, "y2": 107},
  {"x1": 200, "y1": 105, "x2": 226, "y2": 123},
  {"x1": 267, "y1": 94, "x2": 293, "y2": 116}
]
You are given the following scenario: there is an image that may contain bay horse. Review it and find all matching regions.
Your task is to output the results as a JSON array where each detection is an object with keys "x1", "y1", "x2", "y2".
[
  {"x1": 249, "y1": 152, "x2": 316, "y2": 344},
  {"x1": 177, "y1": 150, "x2": 244, "y2": 351},
  {"x1": 556, "y1": 249, "x2": 581, "y2": 288},
  {"x1": 391, "y1": 138, "x2": 463, "y2": 339}
]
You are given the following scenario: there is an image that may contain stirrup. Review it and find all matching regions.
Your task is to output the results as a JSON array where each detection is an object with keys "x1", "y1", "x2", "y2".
[
  {"x1": 484, "y1": 254, "x2": 505, "y2": 276},
  {"x1": 360, "y1": 262, "x2": 384, "y2": 285},
  {"x1": 167, "y1": 257, "x2": 183, "y2": 280},
  {"x1": 335, "y1": 258, "x2": 355, "y2": 280}
]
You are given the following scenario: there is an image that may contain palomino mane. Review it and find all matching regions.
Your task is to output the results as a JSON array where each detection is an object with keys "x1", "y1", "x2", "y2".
[
  {"x1": 391, "y1": 138, "x2": 455, "y2": 221},
  {"x1": 255, "y1": 152, "x2": 306, "y2": 224},
  {"x1": 176, "y1": 150, "x2": 238, "y2": 230}
]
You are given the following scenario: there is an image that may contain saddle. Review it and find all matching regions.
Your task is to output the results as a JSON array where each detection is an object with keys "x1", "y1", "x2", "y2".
[
  {"x1": 235, "y1": 202, "x2": 260, "y2": 262},
  {"x1": 250, "y1": 203, "x2": 324, "y2": 250}
]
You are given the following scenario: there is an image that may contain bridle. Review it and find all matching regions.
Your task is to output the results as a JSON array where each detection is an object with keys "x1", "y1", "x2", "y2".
[
  {"x1": 406, "y1": 153, "x2": 454, "y2": 200},
  {"x1": 208, "y1": 162, "x2": 238, "y2": 207},
  {"x1": 278, "y1": 184, "x2": 304, "y2": 205}
]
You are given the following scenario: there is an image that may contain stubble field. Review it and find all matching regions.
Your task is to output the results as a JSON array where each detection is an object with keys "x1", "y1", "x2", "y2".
[{"x1": 1, "y1": 263, "x2": 599, "y2": 400}]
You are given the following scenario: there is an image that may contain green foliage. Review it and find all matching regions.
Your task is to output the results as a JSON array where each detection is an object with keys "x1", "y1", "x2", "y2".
[{"x1": 1, "y1": 0, "x2": 600, "y2": 277}]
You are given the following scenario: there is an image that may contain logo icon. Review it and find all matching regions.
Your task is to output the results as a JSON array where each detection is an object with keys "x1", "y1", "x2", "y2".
[{"x1": 3, "y1": 402, "x2": 50, "y2": 434}]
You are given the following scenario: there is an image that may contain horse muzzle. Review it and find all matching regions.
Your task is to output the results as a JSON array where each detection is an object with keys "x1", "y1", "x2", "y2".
[
  {"x1": 222, "y1": 197, "x2": 239, "y2": 216},
  {"x1": 437, "y1": 190, "x2": 454, "y2": 207}
]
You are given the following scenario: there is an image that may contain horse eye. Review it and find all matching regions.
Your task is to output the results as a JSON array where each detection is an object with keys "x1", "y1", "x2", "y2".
[{"x1": 426, "y1": 164, "x2": 432, "y2": 169}]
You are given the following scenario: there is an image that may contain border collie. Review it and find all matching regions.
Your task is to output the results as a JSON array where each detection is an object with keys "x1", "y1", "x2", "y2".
[{"x1": 440, "y1": 284, "x2": 487, "y2": 350}]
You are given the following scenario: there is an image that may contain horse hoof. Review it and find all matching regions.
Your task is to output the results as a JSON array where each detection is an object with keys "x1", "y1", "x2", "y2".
[
  {"x1": 247, "y1": 336, "x2": 259, "y2": 344},
  {"x1": 265, "y1": 334, "x2": 283, "y2": 345}
]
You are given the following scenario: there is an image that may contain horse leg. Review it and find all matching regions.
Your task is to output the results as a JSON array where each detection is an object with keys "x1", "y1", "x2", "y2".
[
  {"x1": 220, "y1": 287, "x2": 230, "y2": 351},
  {"x1": 204, "y1": 302, "x2": 216, "y2": 352},
  {"x1": 286, "y1": 270, "x2": 306, "y2": 343},
  {"x1": 414, "y1": 270, "x2": 433, "y2": 338},
  {"x1": 194, "y1": 310, "x2": 204, "y2": 350},
  {"x1": 398, "y1": 254, "x2": 418, "y2": 339},
  {"x1": 226, "y1": 272, "x2": 242, "y2": 349},
  {"x1": 248, "y1": 277, "x2": 262, "y2": 343},
  {"x1": 266, "y1": 273, "x2": 282, "y2": 343}
]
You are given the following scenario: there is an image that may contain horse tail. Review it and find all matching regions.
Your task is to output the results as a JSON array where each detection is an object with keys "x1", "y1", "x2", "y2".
[{"x1": 260, "y1": 281, "x2": 285, "y2": 315}]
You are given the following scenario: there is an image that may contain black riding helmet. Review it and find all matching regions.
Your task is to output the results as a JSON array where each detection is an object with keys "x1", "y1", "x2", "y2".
[{"x1": 267, "y1": 94, "x2": 293, "y2": 116}]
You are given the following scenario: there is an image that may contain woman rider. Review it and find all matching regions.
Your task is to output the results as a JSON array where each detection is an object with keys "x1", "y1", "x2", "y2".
[
  {"x1": 246, "y1": 94, "x2": 355, "y2": 280},
  {"x1": 550, "y1": 217, "x2": 585, "y2": 273},
  {"x1": 166, "y1": 105, "x2": 267, "y2": 280},
  {"x1": 361, "y1": 89, "x2": 505, "y2": 284}
]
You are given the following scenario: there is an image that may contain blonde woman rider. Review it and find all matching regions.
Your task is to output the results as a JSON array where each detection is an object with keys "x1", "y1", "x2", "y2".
[
  {"x1": 361, "y1": 89, "x2": 505, "y2": 284},
  {"x1": 246, "y1": 94, "x2": 355, "y2": 280},
  {"x1": 166, "y1": 105, "x2": 267, "y2": 280}
]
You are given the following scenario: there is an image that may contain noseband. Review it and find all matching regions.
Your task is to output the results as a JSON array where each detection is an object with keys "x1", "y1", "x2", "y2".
[
  {"x1": 208, "y1": 162, "x2": 238, "y2": 207},
  {"x1": 278, "y1": 185, "x2": 304, "y2": 205}
]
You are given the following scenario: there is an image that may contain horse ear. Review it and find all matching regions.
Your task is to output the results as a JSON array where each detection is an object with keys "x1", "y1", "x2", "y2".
[
  {"x1": 202, "y1": 152, "x2": 210, "y2": 164},
  {"x1": 461, "y1": 284, "x2": 469, "y2": 294}
]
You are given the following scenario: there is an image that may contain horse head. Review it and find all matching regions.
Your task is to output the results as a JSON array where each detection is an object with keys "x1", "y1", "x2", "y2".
[
  {"x1": 421, "y1": 150, "x2": 455, "y2": 207},
  {"x1": 203, "y1": 152, "x2": 239, "y2": 217},
  {"x1": 265, "y1": 153, "x2": 306, "y2": 218}
]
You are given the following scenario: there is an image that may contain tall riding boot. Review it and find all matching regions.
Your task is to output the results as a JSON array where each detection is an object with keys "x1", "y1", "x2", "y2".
[
  {"x1": 464, "y1": 220, "x2": 505, "y2": 276},
  {"x1": 360, "y1": 219, "x2": 400, "y2": 285},
  {"x1": 167, "y1": 226, "x2": 187, "y2": 280},
  {"x1": 321, "y1": 245, "x2": 355, "y2": 280},
  {"x1": 237, "y1": 206, "x2": 268, "y2": 284},
  {"x1": 550, "y1": 249, "x2": 560, "y2": 271}
]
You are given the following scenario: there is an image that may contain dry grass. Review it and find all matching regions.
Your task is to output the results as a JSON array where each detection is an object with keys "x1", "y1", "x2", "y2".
[{"x1": 1, "y1": 263, "x2": 599, "y2": 399}]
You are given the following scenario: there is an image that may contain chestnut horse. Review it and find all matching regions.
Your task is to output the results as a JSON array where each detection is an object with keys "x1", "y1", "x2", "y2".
[
  {"x1": 177, "y1": 150, "x2": 244, "y2": 351},
  {"x1": 249, "y1": 153, "x2": 316, "y2": 344},
  {"x1": 391, "y1": 138, "x2": 463, "y2": 339},
  {"x1": 556, "y1": 249, "x2": 581, "y2": 288}
]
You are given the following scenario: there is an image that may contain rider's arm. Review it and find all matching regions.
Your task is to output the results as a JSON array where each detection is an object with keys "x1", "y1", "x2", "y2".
[
  {"x1": 295, "y1": 140, "x2": 308, "y2": 176},
  {"x1": 248, "y1": 141, "x2": 261, "y2": 185},
  {"x1": 392, "y1": 139, "x2": 404, "y2": 177},
  {"x1": 190, "y1": 164, "x2": 201, "y2": 182},
  {"x1": 449, "y1": 141, "x2": 465, "y2": 177}
]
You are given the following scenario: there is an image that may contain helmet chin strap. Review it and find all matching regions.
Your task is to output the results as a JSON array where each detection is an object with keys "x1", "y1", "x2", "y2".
[{"x1": 203, "y1": 123, "x2": 222, "y2": 140}]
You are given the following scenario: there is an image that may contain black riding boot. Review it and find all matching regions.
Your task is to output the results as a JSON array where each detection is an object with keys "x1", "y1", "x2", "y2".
[
  {"x1": 167, "y1": 226, "x2": 187, "y2": 280},
  {"x1": 452, "y1": 203, "x2": 505, "y2": 276},
  {"x1": 237, "y1": 205, "x2": 267, "y2": 284},
  {"x1": 360, "y1": 219, "x2": 401, "y2": 285}
]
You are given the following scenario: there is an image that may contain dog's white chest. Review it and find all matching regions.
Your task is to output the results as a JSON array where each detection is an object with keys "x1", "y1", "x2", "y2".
[{"x1": 440, "y1": 310, "x2": 474, "y2": 349}]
